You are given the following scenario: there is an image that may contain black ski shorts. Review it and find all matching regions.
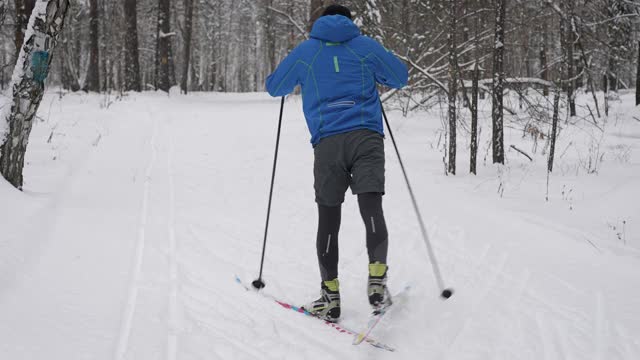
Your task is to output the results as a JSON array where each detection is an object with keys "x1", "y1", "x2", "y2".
[{"x1": 313, "y1": 129, "x2": 385, "y2": 206}]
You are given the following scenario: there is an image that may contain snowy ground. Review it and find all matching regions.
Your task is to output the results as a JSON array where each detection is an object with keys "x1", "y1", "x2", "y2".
[{"x1": 1, "y1": 90, "x2": 639, "y2": 359}]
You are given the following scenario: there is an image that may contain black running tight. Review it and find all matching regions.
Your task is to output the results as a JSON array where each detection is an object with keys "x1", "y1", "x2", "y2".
[{"x1": 316, "y1": 193, "x2": 389, "y2": 281}]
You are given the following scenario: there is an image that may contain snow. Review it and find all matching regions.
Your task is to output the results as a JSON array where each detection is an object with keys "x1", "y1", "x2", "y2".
[{"x1": 1, "y1": 90, "x2": 640, "y2": 359}]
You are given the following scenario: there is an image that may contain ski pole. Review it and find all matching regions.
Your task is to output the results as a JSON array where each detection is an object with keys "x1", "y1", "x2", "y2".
[
  {"x1": 381, "y1": 103, "x2": 454, "y2": 299},
  {"x1": 253, "y1": 96, "x2": 285, "y2": 290}
]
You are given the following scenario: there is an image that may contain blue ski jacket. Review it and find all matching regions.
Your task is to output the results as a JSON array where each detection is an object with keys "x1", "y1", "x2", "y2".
[{"x1": 265, "y1": 15, "x2": 408, "y2": 145}]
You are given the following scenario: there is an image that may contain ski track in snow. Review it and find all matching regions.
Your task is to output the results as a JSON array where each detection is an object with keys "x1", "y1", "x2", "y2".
[
  {"x1": 1, "y1": 92, "x2": 640, "y2": 359},
  {"x1": 114, "y1": 114, "x2": 159, "y2": 360},
  {"x1": 167, "y1": 120, "x2": 179, "y2": 360}
]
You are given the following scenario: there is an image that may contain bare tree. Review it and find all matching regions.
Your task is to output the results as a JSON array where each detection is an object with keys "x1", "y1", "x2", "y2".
[
  {"x1": 84, "y1": 0, "x2": 100, "y2": 91},
  {"x1": 181, "y1": 0, "x2": 195, "y2": 94},
  {"x1": 1, "y1": 0, "x2": 70, "y2": 189},
  {"x1": 492, "y1": 0, "x2": 506, "y2": 164},
  {"x1": 124, "y1": 0, "x2": 141, "y2": 92}
]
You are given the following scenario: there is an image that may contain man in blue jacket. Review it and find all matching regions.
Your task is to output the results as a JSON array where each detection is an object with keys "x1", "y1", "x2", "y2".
[{"x1": 266, "y1": 4, "x2": 408, "y2": 322}]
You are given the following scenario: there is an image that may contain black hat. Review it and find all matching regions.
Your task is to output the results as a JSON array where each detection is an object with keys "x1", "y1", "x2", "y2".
[{"x1": 322, "y1": 4, "x2": 352, "y2": 20}]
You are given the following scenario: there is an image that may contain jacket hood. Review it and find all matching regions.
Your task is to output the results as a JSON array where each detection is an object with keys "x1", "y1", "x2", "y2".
[{"x1": 310, "y1": 15, "x2": 360, "y2": 42}]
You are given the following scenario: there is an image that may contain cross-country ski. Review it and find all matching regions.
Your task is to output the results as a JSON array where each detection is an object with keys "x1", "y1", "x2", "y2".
[
  {"x1": 236, "y1": 276, "x2": 396, "y2": 352},
  {"x1": 352, "y1": 285, "x2": 411, "y2": 346}
]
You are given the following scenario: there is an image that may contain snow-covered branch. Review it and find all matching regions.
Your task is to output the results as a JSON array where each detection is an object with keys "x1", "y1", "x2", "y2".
[
  {"x1": 397, "y1": 54, "x2": 449, "y2": 95},
  {"x1": 267, "y1": 6, "x2": 308, "y2": 40}
]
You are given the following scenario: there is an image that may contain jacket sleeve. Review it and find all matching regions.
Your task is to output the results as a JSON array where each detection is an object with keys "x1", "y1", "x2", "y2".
[
  {"x1": 265, "y1": 45, "x2": 306, "y2": 97},
  {"x1": 367, "y1": 40, "x2": 409, "y2": 89}
]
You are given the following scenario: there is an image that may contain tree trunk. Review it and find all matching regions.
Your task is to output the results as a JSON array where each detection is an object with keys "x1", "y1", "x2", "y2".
[
  {"x1": 604, "y1": 75, "x2": 609, "y2": 116},
  {"x1": 548, "y1": 89, "x2": 560, "y2": 173},
  {"x1": 447, "y1": 0, "x2": 457, "y2": 175},
  {"x1": 636, "y1": 41, "x2": 640, "y2": 106},
  {"x1": 470, "y1": 17, "x2": 480, "y2": 175},
  {"x1": 156, "y1": 0, "x2": 174, "y2": 92},
  {"x1": 262, "y1": 0, "x2": 275, "y2": 81},
  {"x1": 492, "y1": 0, "x2": 506, "y2": 164},
  {"x1": 1, "y1": 0, "x2": 70, "y2": 189},
  {"x1": 181, "y1": 0, "x2": 194, "y2": 94},
  {"x1": 14, "y1": 0, "x2": 36, "y2": 62},
  {"x1": 84, "y1": 0, "x2": 100, "y2": 91},
  {"x1": 566, "y1": 1, "x2": 576, "y2": 117},
  {"x1": 540, "y1": 17, "x2": 549, "y2": 96},
  {"x1": 576, "y1": 38, "x2": 601, "y2": 117},
  {"x1": 471, "y1": 60, "x2": 479, "y2": 175},
  {"x1": 124, "y1": 0, "x2": 141, "y2": 92}
]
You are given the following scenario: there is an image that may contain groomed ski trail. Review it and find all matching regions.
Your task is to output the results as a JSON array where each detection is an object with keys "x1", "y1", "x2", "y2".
[
  {"x1": 114, "y1": 113, "x2": 158, "y2": 360},
  {"x1": 0, "y1": 92, "x2": 639, "y2": 360}
]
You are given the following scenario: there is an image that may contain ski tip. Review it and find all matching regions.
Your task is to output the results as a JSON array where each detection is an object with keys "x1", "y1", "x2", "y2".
[{"x1": 353, "y1": 334, "x2": 366, "y2": 345}]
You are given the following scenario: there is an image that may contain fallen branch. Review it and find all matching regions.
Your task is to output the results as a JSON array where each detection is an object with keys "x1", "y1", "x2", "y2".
[{"x1": 510, "y1": 145, "x2": 533, "y2": 161}]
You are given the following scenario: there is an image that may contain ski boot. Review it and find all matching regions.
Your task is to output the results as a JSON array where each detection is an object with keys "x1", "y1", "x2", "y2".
[
  {"x1": 303, "y1": 279, "x2": 341, "y2": 322},
  {"x1": 368, "y1": 262, "x2": 391, "y2": 309}
]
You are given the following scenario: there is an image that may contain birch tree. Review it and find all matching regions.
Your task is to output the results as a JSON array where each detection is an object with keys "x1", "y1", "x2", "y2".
[{"x1": 0, "y1": 0, "x2": 70, "y2": 189}]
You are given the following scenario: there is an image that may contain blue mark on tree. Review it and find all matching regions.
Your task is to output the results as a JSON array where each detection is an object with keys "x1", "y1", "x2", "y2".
[{"x1": 31, "y1": 51, "x2": 50, "y2": 83}]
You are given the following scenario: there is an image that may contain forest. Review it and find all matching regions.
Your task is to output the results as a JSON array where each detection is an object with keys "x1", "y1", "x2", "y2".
[
  {"x1": 0, "y1": 0, "x2": 639, "y2": 182},
  {"x1": 1, "y1": 1, "x2": 637, "y2": 95}
]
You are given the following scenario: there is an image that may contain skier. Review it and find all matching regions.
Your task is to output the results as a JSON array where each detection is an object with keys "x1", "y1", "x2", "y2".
[{"x1": 265, "y1": 4, "x2": 408, "y2": 322}]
